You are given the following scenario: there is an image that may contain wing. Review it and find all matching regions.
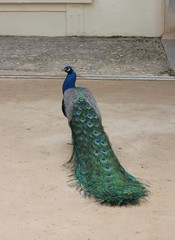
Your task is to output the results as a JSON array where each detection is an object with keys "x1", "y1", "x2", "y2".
[{"x1": 63, "y1": 87, "x2": 101, "y2": 122}]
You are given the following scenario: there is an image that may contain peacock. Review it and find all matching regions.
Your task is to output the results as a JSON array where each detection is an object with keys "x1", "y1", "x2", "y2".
[{"x1": 62, "y1": 66, "x2": 148, "y2": 205}]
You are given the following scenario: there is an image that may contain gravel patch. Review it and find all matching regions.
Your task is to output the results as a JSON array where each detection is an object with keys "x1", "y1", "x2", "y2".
[{"x1": 0, "y1": 36, "x2": 172, "y2": 77}]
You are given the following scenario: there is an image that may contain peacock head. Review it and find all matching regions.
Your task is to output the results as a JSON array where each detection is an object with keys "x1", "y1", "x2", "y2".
[{"x1": 63, "y1": 66, "x2": 73, "y2": 74}]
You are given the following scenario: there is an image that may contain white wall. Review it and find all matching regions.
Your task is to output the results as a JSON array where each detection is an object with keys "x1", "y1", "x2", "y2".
[
  {"x1": 0, "y1": 0, "x2": 165, "y2": 37},
  {"x1": 84, "y1": 0, "x2": 164, "y2": 37}
]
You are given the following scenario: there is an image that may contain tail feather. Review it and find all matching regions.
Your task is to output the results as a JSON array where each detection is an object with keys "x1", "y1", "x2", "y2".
[{"x1": 66, "y1": 97, "x2": 148, "y2": 205}]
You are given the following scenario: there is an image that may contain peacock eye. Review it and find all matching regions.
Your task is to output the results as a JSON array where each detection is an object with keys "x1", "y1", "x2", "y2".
[
  {"x1": 102, "y1": 149, "x2": 107, "y2": 154},
  {"x1": 79, "y1": 135, "x2": 84, "y2": 140},
  {"x1": 106, "y1": 180, "x2": 111, "y2": 183},
  {"x1": 76, "y1": 111, "x2": 81, "y2": 115},
  {"x1": 94, "y1": 150, "x2": 99, "y2": 156},
  {"x1": 93, "y1": 113, "x2": 98, "y2": 119},
  {"x1": 101, "y1": 140, "x2": 107, "y2": 146},
  {"x1": 108, "y1": 174, "x2": 112, "y2": 177},
  {"x1": 87, "y1": 121, "x2": 93, "y2": 127},
  {"x1": 105, "y1": 166, "x2": 110, "y2": 170}
]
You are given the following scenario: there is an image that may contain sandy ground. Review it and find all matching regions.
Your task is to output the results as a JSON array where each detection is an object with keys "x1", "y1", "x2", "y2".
[{"x1": 0, "y1": 79, "x2": 175, "y2": 240}]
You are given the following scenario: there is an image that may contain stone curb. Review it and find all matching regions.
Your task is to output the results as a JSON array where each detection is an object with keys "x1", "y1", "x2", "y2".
[{"x1": 0, "y1": 74, "x2": 174, "y2": 81}]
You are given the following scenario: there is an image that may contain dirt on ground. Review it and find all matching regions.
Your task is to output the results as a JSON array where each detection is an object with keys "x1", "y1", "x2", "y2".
[{"x1": 0, "y1": 79, "x2": 175, "y2": 240}]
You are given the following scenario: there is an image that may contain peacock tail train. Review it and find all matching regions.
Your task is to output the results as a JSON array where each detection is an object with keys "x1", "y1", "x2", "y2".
[{"x1": 63, "y1": 87, "x2": 148, "y2": 205}]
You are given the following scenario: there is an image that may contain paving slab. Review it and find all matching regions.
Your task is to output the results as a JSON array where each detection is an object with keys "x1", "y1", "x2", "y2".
[{"x1": 0, "y1": 78, "x2": 175, "y2": 240}]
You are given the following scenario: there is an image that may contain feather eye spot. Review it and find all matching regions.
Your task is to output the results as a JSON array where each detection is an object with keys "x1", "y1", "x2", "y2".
[
  {"x1": 86, "y1": 105, "x2": 91, "y2": 109},
  {"x1": 94, "y1": 150, "x2": 99, "y2": 156},
  {"x1": 107, "y1": 174, "x2": 112, "y2": 177},
  {"x1": 80, "y1": 117, "x2": 85, "y2": 123},
  {"x1": 80, "y1": 135, "x2": 84, "y2": 140},
  {"x1": 105, "y1": 166, "x2": 110, "y2": 170},
  {"x1": 88, "y1": 114, "x2": 92, "y2": 119},
  {"x1": 82, "y1": 170, "x2": 87, "y2": 174},
  {"x1": 79, "y1": 98, "x2": 83, "y2": 102},
  {"x1": 93, "y1": 113, "x2": 98, "y2": 119},
  {"x1": 95, "y1": 139, "x2": 100, "y2": 144},
  {"x1": 101, "y1": 157, "x2": 107, "y2": 162},
  {"x1": 108, "y1": 186, "x2": 113, "y2": 189},
  {"x1": 76, "y1": 111, "x2": 81, "y2": 115},
  {"x1": 102, "y1": 149, "x2": 107, "y2": 154},
  {"x1": 101, "y1": 140, "x2": 106, "y2": 145},
  {"x1": 93, "y1": 130, "x2": 100, "y2": 136},
  {"x1": 87, "y1": 122, "x2": 93, "y2": 127},
  {"x1": 78, "y1": 106, "x2": 82, "y2": 110}
]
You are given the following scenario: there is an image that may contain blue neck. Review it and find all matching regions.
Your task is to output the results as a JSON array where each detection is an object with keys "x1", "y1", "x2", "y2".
[{"x1": 62, "y1": 70, "x2": 76, "y2": 94}]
